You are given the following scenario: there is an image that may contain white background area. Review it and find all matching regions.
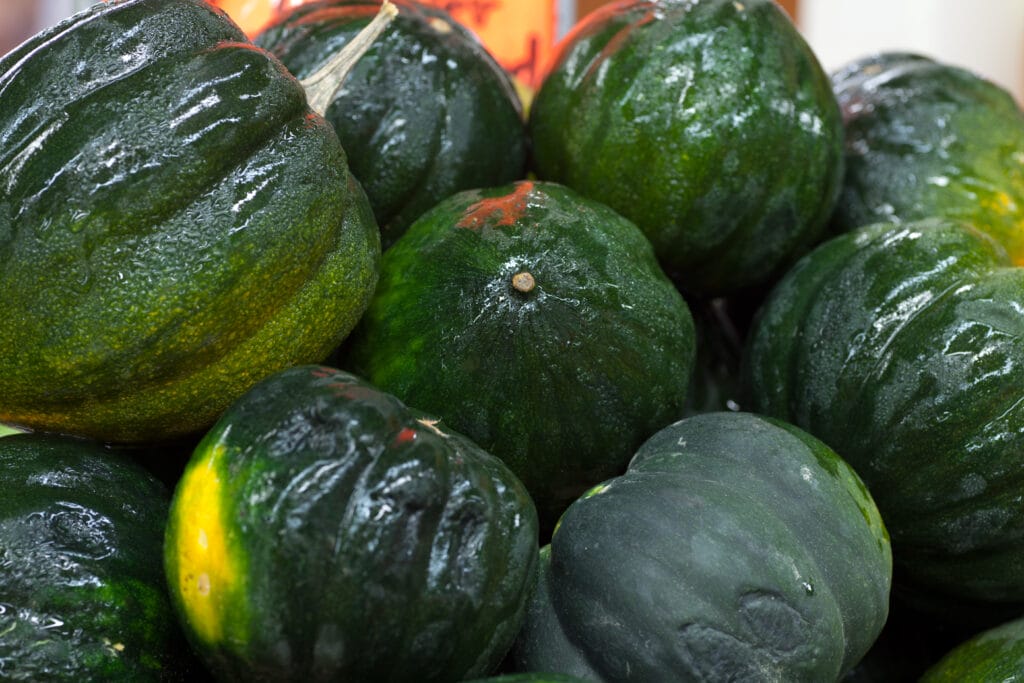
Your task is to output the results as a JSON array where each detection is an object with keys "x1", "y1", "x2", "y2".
[{"x1": 798, "y1": 0, "x2": 1024, "y2": 103}]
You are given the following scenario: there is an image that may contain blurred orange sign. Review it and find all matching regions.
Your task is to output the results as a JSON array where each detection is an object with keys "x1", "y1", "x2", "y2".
[{"x1": 209, "y1": 0, "x2": 562, "y2": 89}]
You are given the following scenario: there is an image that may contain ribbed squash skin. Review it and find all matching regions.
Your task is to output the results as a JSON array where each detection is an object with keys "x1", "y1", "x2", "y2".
[
  {"x1": 529, "y1": 0, "x2": 843, "y2": 295},
  {"x1": 831, "y1": 53, "x2": 1024, "y2": 253},
  {"x1": 511, "y1": 412, "x2": 891, "y2": 682},
  {"x1": 745, "y1": 219, "x2": 1024, "y2": 611},
  {"x1": 0, "y1": 434, "x2": 188, "y2": 681},
  {"x1": 343, "y1": 180, "x2": 696, "y2": 529},
  {"x1": 0, "y1": 0, "x2": 379, "y2": 442},
  {"x1": 164, "y1": 365, "x2": 538, "y2": 682},
  {"x1": 920, "y1": 616, "x2": 1024, "y2": 682},
  {"x1": 256, "y1": 0, "x2": 527, "y2": 247}
]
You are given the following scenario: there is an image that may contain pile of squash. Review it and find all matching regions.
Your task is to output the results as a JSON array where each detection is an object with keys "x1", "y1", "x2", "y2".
[{"x1": 1, "y1": 0, "x2": 1023, "y2": 680}]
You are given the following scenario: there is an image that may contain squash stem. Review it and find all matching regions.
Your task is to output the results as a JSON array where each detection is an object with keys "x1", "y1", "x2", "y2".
[
  {"x1": 300, "y1": 1, "x2": 399, "y2": 117},
  {"x1": 512, "y1": 271, "x2": 536, "y2": 293}
]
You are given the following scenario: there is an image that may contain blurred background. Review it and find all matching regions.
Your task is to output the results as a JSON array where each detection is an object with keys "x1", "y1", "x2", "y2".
[{"x1": 2, "y1": 0, "x2": 1022, "y2": 102}]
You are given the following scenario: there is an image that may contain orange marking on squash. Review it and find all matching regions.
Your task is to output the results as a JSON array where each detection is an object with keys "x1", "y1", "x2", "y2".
[
  {"x1": 594, "y1": 7, "x2": 659, "y2": 68},
  {"x1": 457, "y1": 181, "x2": 534, "y2": 230}
]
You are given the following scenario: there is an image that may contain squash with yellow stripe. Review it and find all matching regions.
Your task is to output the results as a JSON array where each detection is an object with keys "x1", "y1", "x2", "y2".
[{"x1": 164, "y1": 364, "x2": 538, "y2": 682}]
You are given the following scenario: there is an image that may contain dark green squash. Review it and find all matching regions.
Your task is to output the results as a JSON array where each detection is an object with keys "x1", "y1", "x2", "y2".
[
  {"x1": 342, "y1": 180, "x2": 696, "y2": 531},
  {"x1": 0, "y1": 433, "x2": 191, "y2": 681},
  {"x1": 0, "y1": 0, "x2": 379, "y2": 442},
  {"x1": 831, "y1": 52, "x2": 1024, "y2": 255},
  {"x1": 164, "y1": 364, "x2": 538, "y2": 682},
  {"x1": 919, "y1": 615, "x2": 1024, "y2": 681},
  {"x1": 528, "y1": 0, "x2": 843, "y2": 295},
  {"x1": 745, "y1": 218, "x2": 1024, "y2": 615},
  {"x1": 510, "y1": 412, "x2": 892, "y2": 682},
  {"x1": 256, "y1": 0, "x2": 527, "y2": 248}
]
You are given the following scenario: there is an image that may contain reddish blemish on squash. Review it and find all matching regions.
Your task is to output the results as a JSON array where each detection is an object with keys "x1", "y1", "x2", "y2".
[
  {"x1": 395, "y1": 427, "x2": 417, "y2": 444},
  {"x1": 457, "y1": 181, "x2": 534, "y2": 230}
]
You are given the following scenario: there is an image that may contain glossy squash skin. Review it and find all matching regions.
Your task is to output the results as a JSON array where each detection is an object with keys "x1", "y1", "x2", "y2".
[
  {"x1": 343, "y1": 180, "x2": 696, "y2": 530},
  {"x1": 831, "y1": 52, "x2": 1024, "y2": 254},
  {"x1": 745, "y1": 219, "x2": 1024, "y2": 612},
  {"x1": 256, "y1": 0, "x2": 527, "y2": 248},
  {"x1": 529, "y1": 0, "x2": 843, "y2": 296},
  {"x1": 920, "y1": 616, "x2": 1024, "y2": 682},
  {"x1": 0, "y1": 434, "x2": 190, "y2": 681},
  {"x1": 511, "y1": 412, "x2": 892, "y2": 682},
  {"x1": 164, "y1": 365, "x2": 539, "y2": 682},
  {"x1": 0, "y1": 0, "x2": 380, "y2": 442}
]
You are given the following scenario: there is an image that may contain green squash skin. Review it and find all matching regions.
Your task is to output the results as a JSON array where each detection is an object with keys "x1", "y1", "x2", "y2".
[
  {"x1": 342, "y1": 180, "x2": 696, "y2": 530},
  {"x1": 0, "y1": 0, "x2": 380, "y2": 442},
  {"x1": 528, "y1": 0, "x2": 843, "y2": 296},
  {"x1": 920, "y1": 616, "x2": 1024, "y2": 682},
  {"x1": 744, "y1": 219, "x2": 1024, "y2": 610},
  {"x1": 511, "y1": 412, "x2": 892, "y2": 682},
  {"x1": 0, "y1": 434, "x2": 191, "y2": 681},
  {"x1": 831, "y1": 53, "x2": 1024, "y2": 255},
  {"x1": 256, "y1": 0, "x2": 527, "y2": 248},
  {"x1": 164, "y1": 365, "x2": 539, "y2": 683}
]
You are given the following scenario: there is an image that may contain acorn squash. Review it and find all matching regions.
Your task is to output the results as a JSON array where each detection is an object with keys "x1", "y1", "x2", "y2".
[
  {"x1": 342, "y1": 180, "x2": 696, "y2": 530},
  {"x1": 0, "y1": 0, "x2": 379, "y2": 442},
  {"x1": 256, "y1": 0, "x2": 527, "y2": 248},
  {"x1": 528, "y1": 0, "x2": 843, "y2": 295},
  {"x1": 831, "y1": 52, "x2": 1024, "y2": 254},
  {"x1": 164, "y1": 364, "x2": 538, "y2": 682},
  {"x1": 0, "y1": 433, "x2": 191, "y2": 681},
  {"x1": 510, "y1": 412, "x2": 892, "y2": 681},
  {"x1": 745, "y1": 218, "x2": 1024, "y2": 615}
]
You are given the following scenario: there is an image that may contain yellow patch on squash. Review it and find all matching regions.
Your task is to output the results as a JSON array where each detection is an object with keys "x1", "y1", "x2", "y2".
[{"x1": 169, "y1": 441, "x2": 247, "y2": 647}]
